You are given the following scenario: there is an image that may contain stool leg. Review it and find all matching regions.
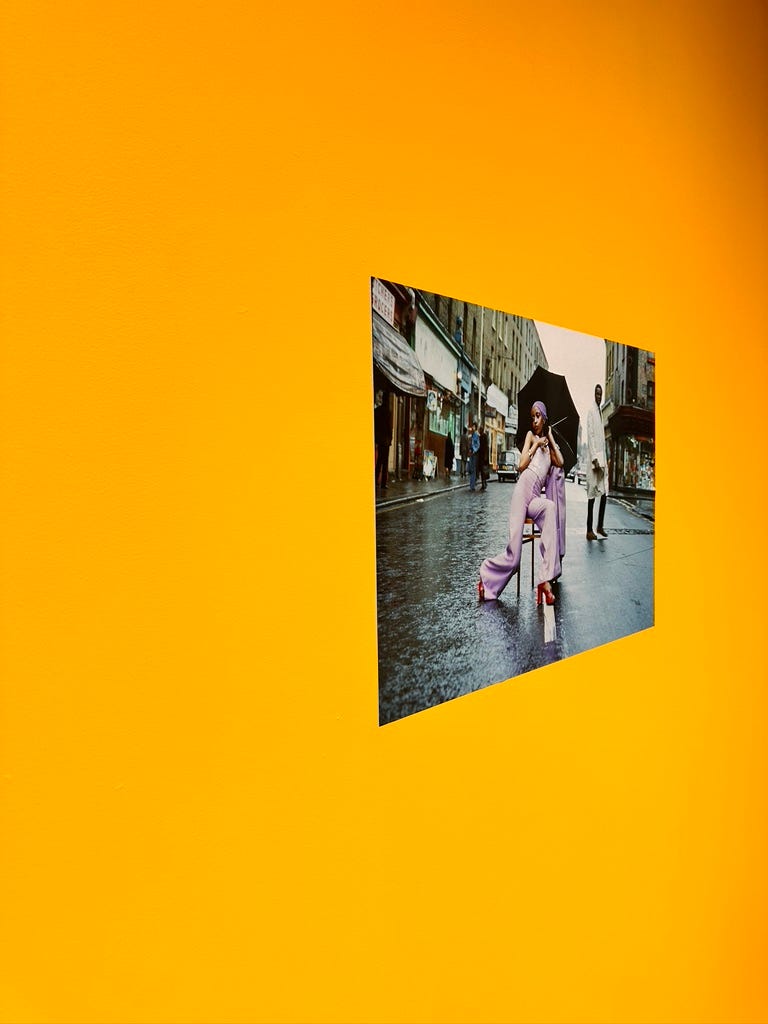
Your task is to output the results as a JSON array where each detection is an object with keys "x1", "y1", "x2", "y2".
[
  {"x1": 530, "y1": 528, "x2": 535, "y2": 589},
  {"x1": 519, "y1": 520, "x2": 532, "y2": 597},
  {"x1": 518, "y1": 523, "x2": 527, "y2": 598}
]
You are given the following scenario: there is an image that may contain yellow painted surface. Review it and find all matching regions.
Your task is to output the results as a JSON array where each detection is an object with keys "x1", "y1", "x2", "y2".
[{"x1": 1, "y1": 2, "x2": 766, "y2": 1021}]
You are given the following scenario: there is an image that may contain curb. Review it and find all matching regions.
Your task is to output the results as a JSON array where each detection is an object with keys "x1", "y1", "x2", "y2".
[
  {"x1": 607, "y1": 495, "x2": 655, "y2": 523},
  {"x1": 375, "y1": 481, "x2": 471, "y2": 511}
]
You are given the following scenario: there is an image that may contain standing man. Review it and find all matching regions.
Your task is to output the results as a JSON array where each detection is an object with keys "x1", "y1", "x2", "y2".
[
  {"x1": 478, "y1": 423, "x2": 489, "y2": 491},
  {"x1": 586, "y1": 383, "x2": 608, "y2": 540},
  {"x1": 374, "y1": 389, "x2": 393, "y2": 491},
  {"x1": 459, "y1": 427, "x2": 469, "y2": 477},
  {"x1": 468, "y1": 423, "x2": 480, "y2": 491}
]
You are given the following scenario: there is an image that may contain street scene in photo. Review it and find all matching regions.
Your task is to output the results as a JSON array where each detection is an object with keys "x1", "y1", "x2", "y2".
[{"x1": 372, "y1": 279, "x2": 655, "y2": 726}]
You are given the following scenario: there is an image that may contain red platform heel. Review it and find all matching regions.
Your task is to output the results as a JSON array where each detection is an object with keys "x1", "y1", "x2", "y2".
[
  {"x1": 477, "y1": 580, "x2": 485, "y2": 601},
  {"x1": 536, "y1": 582, "x2": 555, "y2": 606}
]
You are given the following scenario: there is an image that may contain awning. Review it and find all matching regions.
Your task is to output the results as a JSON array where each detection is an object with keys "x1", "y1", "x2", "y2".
[
  {"x1": 486, "y1": 383, "x2": 509, "y2": 419},
  {"x1": 372, "y1": 312, "x2": 426, "y2": 397},
  {"x1": 608, "y1": 404, "x2": 655, "y2": 440}
]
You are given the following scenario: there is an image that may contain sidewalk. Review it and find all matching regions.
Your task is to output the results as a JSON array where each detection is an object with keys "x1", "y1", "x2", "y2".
[
  {"x1": 376, "y1": 472, "x2": 655, "y2": 522},
  {"x1": 375, "y1": 472, "x2": 468, "y2": 510}
]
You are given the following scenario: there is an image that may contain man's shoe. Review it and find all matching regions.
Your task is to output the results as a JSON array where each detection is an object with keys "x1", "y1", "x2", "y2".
[
  {"x1": 597, "y1": 527, "x2": 608, "y2": 537},
  {"x1": 586, "y1": 530, "x2": 597, "y2": 541}
]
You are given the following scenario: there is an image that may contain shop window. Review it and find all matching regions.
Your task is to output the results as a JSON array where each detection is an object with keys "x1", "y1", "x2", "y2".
[
  {"x1": 617, "y1": 435, "x2": 655, "y2": 491},
  {"x1": 429, "y1": 405, "x2": 455, "y2": 438}
]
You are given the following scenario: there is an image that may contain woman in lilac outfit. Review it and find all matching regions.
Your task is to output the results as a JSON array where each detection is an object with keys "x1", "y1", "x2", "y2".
[{"x1": 477, "y1": 401, "x2": 564, "y2": 606}]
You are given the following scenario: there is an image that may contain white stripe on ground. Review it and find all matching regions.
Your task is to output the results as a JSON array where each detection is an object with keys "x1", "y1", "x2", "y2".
[{"x1": 543, "y1": 603, "x2": 557, "y2": 643}]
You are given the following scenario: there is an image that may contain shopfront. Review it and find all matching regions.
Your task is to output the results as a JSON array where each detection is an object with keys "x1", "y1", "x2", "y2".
[
  {"x1": 414, "y1": 304, "x2": 464, "y2": 476},
  {"x1": 423, "y1": 381, "x2": 460, "y2": 473},
  {"x1": 607, "y1": 405, "x2": 655, "y2": 493},
  {"x1": 485, "y1": 384, "x2": 509, "y2": 471},
  {"x1": 457, "y1": 356, "x2": 473, "y2": 436},
  {"x1": 372, "y1": 309, "x2": 426, "y2": 481}
]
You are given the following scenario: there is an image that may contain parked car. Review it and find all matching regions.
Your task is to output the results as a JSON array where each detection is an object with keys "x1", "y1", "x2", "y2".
[
  {"x1": 566, "y1": 465, "x2": 576, "y2": 482},
  {"x1": 576, "y1": 464, "x2": 588, "y2": 485},
  {"x1": 496, "y1": 450, "x2": 519, "y2": 482}
]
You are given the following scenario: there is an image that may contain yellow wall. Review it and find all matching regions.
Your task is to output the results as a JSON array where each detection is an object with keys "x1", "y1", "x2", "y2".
[{"x1": 1, "y1": 2, "x2": 766, "y2": 1022}]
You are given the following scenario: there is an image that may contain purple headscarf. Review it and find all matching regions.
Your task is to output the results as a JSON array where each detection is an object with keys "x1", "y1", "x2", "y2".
[{"x1": 532, "y1": 400, "x2": 547, "y2": 419}]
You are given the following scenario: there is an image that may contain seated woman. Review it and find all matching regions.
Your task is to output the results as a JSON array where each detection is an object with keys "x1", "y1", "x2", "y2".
[{"x1": 477, "y1": 401, "x2": 564, "y2": 605}]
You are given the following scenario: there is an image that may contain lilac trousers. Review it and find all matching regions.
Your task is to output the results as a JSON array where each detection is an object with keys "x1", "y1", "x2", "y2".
[{"x1": 479, "y1": 466, "x2": 561, "y2": 599}]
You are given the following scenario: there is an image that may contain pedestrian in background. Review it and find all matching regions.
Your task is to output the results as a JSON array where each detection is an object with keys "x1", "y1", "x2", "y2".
[
  {"x1": 468, "y1": 423, "x2": 480, "y2": 491},
  {"x1": 443, "y1": 431, "x2": 455, "y2": 481},
  {"x1": 478, "y1": 400, "x2": 564, "y2": 605},
  {"x1": 586, "y1": 383, "x2": 608, "y2": 540},
  {"x1": 374, "y1": 389, "x2": 392, "y2": 491},
  {"x1": 459, "y1": 428, "x2": 469, "y2": 477},
  {"x1": 411, "y1": 436, "x2": 423, "y2": 480},
  {"x1": 478, "y1": 423, "x2": 489, "y2": 491}
]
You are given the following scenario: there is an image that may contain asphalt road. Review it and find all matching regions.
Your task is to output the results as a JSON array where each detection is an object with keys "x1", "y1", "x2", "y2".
[{"x1": 375, "y1": 479, "x2": 654, "y2": 725}]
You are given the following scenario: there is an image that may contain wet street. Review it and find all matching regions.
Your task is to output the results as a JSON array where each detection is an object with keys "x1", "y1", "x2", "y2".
[{"x1": 375, "y1": 478, "x2": 654, "y2": 725}]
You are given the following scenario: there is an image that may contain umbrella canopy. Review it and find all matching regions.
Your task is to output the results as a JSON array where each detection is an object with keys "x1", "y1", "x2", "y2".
[{"x1": 515, "y1": 366, "x2": 580, "y2": 475}]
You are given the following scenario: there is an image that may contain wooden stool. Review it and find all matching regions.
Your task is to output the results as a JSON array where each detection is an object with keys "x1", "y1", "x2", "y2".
[{"x1": 517, "y1": 517, "x2": 539, "y2": 596}]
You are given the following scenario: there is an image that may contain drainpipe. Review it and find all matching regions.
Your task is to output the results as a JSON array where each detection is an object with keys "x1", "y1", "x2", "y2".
[
  {"x1": 477, "y1": 306, "x2": 484, "y2": 425},
  {"x1": 454, "y1": 315, "x2": 464, "y2": 435}
]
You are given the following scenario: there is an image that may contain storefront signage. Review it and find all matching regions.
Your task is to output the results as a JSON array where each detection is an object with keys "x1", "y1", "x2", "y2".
[{"x1": 372, "y1": 279, "x2": 395, "y2": 325}]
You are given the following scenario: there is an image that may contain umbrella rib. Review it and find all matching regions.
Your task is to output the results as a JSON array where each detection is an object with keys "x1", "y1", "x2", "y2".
[{"x1": 552, "y1": 427, "x2": 576, "y2": 462}]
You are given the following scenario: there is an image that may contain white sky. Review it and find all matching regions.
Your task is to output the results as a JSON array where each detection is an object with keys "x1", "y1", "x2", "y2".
[{"x1": 535, "y1": 320, "x2": 606, "y2": 425}]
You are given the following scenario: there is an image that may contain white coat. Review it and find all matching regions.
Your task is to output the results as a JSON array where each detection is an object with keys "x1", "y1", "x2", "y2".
[{"x1": 586, "y1": 401, "x2": 608, "y2": 499}]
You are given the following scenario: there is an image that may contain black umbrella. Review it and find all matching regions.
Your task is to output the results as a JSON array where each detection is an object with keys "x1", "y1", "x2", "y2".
[{"x1": 515, "y1": 366, "x2": 580, "y2": 475}]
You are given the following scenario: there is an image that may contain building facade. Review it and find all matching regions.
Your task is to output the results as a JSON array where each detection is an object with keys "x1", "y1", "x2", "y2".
[
  {"x1": 413, "y1": 298, "x2": 465, "y2": 475},
  {"x1": 416, "y1": 290, "x2": 547, "y2": 469},
  {"x1": 603, "y1": 340, "x2": 655, "y2": 493},
  {"x1": 371, "y1": 279, "x2": 550, "y2": 480},
  {"x1": 371, "y1": 278, "x2": 423, "y2": 483}
]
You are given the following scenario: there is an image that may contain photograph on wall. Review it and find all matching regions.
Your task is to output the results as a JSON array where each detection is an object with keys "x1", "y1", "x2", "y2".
[{"x1": 372, "y1": 278, "x2": 655, "y2": 726}]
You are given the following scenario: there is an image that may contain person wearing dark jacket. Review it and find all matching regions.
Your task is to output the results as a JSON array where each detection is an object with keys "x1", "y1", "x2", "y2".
[
  {"x1": 459, "y1": 428, "x2": 469, "y2": 477},
  {"x1": 443, "y1": 431, "x2": 455, "y2": 480},
  {"x1": 468, "y1": 423, "x2": 480, "y2": 491},
  {"x1": 478, "y1": 424, "x2": 490, "y2": 491},
  {"x1": 374, "y1": 389, "x2": 393, "y2": 490}
]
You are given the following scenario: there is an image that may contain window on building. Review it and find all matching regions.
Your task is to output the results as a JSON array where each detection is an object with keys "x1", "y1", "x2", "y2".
[{"x1": 429, "y1": 404, "x2": 455, "y2": 438}]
